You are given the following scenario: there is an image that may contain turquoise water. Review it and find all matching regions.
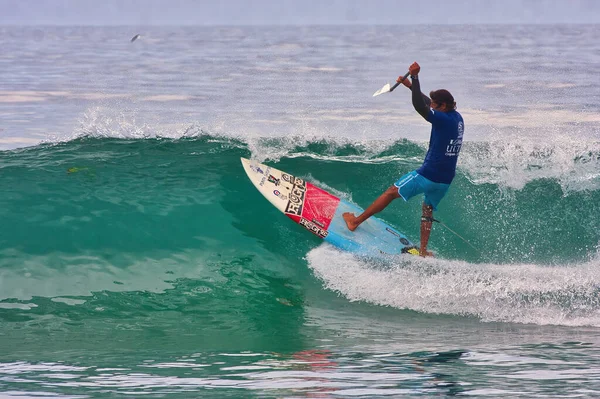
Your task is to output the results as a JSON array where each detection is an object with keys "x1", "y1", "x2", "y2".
[
  {"x1": 1, "y1": 136, "x2": 600, "y2": 397},
  {"x1": 2, "y1": 24, "x2": 600, "y2": 397}
]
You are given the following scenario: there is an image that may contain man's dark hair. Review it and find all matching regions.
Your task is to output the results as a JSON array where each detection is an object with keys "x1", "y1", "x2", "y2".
[{"x1": 429, "y1": 89, "x2": 456, "y2": 110}]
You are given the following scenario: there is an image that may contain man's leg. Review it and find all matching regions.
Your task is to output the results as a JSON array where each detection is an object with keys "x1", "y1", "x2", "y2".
[
  {"x1": 343, "y1": 185, "x2": 400, "y2": 231},
  {"x1": 420, "y1": 203, "x2": 434, "y2": 257}
]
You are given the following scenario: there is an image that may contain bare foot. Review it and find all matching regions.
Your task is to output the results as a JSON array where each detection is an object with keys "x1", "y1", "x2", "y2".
[
  {"x1": 342, "y1": 212, "x2": 359, "y2": 231},
  {"x1": 419, "y1": 250, "x2": 435, "y2": 258}
]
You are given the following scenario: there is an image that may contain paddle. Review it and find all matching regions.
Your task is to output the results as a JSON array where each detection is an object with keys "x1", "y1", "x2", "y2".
[{"x1": 372, "y1": 71, "x2": 411, "y2": 97}]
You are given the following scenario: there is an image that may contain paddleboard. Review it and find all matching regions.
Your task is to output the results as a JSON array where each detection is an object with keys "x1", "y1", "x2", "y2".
[{"x1": 241, "y1": 158, "x2": 420, "y2": 256}]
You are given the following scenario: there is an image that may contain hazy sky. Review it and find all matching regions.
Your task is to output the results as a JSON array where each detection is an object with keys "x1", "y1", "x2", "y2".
[{"x1": 1, "y1": 0, "x2": 599, "y2": 25}]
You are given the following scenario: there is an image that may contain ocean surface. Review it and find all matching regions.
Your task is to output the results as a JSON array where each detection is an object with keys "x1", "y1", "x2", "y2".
[{"x1": 1, "y1": 25, "x2": 600, "y2": 398}]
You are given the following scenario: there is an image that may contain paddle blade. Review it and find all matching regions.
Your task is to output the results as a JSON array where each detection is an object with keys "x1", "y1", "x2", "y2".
[{"x1": 372, "y1": 83, "x2": 391, "y2": 97}]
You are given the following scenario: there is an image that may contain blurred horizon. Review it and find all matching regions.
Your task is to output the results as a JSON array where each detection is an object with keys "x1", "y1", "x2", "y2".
[{"x1": 1, "y1": 0, "x2": 599, "y2": 26}]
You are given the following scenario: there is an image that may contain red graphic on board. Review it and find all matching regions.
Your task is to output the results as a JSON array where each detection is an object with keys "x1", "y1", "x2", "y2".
[
  {"x1": 301, "y1": 183, "x2": 340, "y2": 230},
  {"x1": 283, "y1": 178, "x2": 340, "y2": 238}
]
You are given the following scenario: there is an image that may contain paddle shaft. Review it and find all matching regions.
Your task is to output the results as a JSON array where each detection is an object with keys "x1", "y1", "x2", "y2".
[{"x1": 388, "y1": 71, "x2": 411, "y2": 93}]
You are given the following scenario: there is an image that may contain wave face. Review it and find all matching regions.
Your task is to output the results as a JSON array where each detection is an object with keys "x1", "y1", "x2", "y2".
[{"x1": 1, "y1": 132, "x2": 599, "y2": 333}]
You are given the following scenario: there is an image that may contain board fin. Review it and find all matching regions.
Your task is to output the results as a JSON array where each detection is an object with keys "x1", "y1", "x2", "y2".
[{"x1": 401, "y1": 246, "x2": 420, "y2": 256}]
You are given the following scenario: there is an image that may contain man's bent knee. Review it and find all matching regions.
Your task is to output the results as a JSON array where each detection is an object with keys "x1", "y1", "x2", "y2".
[
  {"x1": 422, "y1": 203, "x2": 433, "y2": 215},
  {"x1": 385, "y1": 185, "x2": 401, "y2": 199}
]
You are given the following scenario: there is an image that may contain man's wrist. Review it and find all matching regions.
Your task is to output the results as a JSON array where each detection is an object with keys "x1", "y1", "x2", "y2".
[{"x1": 411, "y1": 74, "x2": 419, "y2": 80}]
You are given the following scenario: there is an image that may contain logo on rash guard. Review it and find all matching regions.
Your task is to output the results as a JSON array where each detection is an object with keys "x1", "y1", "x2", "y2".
[{"x1": 446, "y1": 121, "x2": 464, "y2": 156}]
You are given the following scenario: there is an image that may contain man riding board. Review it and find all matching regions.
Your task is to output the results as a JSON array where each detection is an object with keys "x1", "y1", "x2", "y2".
[{"x1": 343, "y1": 62, "x2": 464, "y2": 257}]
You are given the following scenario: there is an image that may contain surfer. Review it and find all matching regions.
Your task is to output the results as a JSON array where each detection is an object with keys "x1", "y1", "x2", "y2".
[{"x1": 343, "y1": 62, "x2": 464, "y2": 257}]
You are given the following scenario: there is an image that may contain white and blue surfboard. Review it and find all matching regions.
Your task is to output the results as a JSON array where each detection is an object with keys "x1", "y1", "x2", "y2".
[{"x1": 241, "y1": 158, "x2": 420, "y2": 256}]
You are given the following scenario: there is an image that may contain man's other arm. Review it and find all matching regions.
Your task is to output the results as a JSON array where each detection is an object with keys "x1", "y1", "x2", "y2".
[{"x1": 410, "y1": 76, "x2": 430, "y2": 120}]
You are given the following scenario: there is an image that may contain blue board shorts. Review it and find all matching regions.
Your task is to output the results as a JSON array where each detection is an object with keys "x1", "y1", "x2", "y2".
[{"x1": 394, "y1": 171, "x2": 450, "y2": 211}]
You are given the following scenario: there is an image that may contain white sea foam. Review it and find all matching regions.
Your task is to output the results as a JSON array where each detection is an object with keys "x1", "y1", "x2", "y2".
[
  {"x1": 32, "y1": 106, "x2": 600, "y2": 194},
  {"x1": 459, "y1": 135, "x2": 600, "y2": 192},
  {"x1": 307, "y1": 245, "x2": 600, "y2": 327}
]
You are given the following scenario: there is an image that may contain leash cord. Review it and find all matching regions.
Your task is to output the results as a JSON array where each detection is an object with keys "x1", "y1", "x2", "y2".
[{"x1": 432, "y1": 218, "x2": 481, "y2": 254}]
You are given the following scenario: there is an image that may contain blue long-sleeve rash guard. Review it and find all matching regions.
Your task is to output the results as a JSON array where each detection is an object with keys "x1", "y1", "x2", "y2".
[{"x1": 411, "y1": 76, "x2": 464, "y2": 184}]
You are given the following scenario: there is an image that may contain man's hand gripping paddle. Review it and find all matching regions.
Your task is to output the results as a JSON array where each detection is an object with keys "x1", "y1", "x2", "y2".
[{"x1": 372, "y1": 71, "x2": 411, "y2": 97}]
